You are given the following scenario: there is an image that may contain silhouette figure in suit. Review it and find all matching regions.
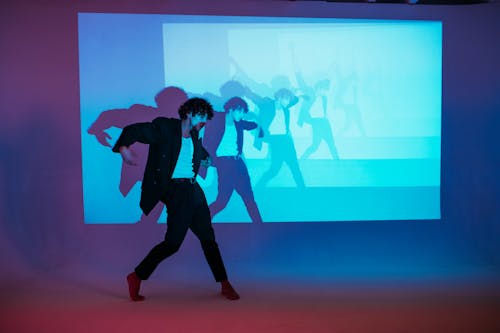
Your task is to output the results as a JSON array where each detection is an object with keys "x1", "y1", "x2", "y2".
[
  {"x1": 204, "y1": 97, "x2": 263, "y2": 223},
  {"x1": 247, "y1": 87, "x2": 305, "y2": 188}
]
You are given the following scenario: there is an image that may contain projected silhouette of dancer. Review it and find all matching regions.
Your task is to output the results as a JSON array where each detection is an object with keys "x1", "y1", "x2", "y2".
[
  {"x1": 295, "y1": 75, "x2": 339, "y2": 159},
  {"x1": 204, "y1": 97, "x2": 263, "y2": 223},
  {"x1": 248, "y1": 87, "x2": 305, "y2": 188},
  {"x1": 87, "y1": 86, "x2": 188, "y2": 223},
  {"x1": 333, "y1": 68, "x2": 365, "y2": 136},
  {"x1": 192, "y1": 80, "x2": 250, "y2": 181},
  {"x1": 114, "y1": 98, "x2": 240, "y2": 301},
  {"x1": 230, "y1": 58, "x2": 304, "y2": 187},
  {"x1": 201, "y1": 80, "x2": 246, "y2": 112},
  {"x1": 230, "y1": 57, "x2": 293, "y2": 97},
  {"x1": 290, "y1": 46, "x2": 339, "y2": 159}
]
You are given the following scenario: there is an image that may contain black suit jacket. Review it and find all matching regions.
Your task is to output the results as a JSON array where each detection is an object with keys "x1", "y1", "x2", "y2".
[{"x1": 112, "y1": 117, "x2": 209, "y2": 215}]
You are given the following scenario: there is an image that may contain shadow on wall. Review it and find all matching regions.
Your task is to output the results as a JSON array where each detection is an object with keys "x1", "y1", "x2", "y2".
[{"x1": 86, "y1": 86, "x2": 188, "y2": 224}]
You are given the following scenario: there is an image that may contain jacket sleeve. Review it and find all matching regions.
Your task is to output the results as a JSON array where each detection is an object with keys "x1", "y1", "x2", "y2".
[
  {"x1": 201, "y1": 145, "x2": 210, "y2": 161},
  {"x1": 112, "y1": 117, "x2": 164, "y2": 152},
  {"x1": 240, "y1": 120, "x2": 258, "y2": 131}
]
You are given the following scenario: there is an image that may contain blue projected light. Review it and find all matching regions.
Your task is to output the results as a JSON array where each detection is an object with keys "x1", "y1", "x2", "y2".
[{"x1": 79, "y1": 13, "x2": 442, "y2": 224}]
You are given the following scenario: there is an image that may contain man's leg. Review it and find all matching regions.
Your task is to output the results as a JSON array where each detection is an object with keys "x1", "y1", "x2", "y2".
[
  {"x1": 134, "y1": 222, "x2": 189, "y2": 280},
  {"x1": 190, "y1": 184, "x2": 239, "y2": 300},
  {"x1": 127, "y1": 184, "x2": 192, "y2": 301}
]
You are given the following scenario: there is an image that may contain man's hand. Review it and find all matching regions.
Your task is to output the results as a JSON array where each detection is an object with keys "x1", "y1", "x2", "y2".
[
  {"x1": 119, "y1": 146, "x2": 138, "y2": 166},
  {"x1": 201, "y1": 156, "x2": 212, "y2": 168}
]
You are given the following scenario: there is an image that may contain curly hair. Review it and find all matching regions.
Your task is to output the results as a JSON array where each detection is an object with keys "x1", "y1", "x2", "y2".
[
  {"x1": 178, "y1": 97, "x2": 214, "y2": 120},
  {"x1": 223, "y1": 96, "x2": 248, "y2": 113}
]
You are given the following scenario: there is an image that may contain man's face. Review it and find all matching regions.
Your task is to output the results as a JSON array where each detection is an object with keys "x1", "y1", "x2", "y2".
[
  {"x1": 229, "y1": 107, "x2": 244, "y2": 122},
  {"x1": 190, "y1": 112, "x2": 208, "y2": 131}
]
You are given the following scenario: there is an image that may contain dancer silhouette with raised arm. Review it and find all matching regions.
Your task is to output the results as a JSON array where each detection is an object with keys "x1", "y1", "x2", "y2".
[{"x1": 291, "y1": 47, "x2": 339, "y2": 159}]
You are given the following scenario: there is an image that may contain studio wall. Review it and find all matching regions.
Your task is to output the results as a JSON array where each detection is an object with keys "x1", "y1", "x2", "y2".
[{"x1": 0, "y1": 0, "x2": 499, "y2": 282}]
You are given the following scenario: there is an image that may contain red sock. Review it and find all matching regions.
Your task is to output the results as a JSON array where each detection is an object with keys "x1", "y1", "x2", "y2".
[
  {"x1": 221, "y1": 280, "x2": 240, "y2": 300},
  {"x1": 127, "y1": 272, "x2": 145, "y2": 301}
]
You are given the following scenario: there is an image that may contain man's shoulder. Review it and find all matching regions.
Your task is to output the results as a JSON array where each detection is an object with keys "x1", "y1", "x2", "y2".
[{"x1": 152, "y1": 117, "x2": 181, "y2": 126}]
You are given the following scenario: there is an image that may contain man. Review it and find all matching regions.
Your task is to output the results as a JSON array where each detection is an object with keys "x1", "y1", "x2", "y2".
[
  {"x1": 112, "y1": 97, "x2": 240, "y2": 301},
  {"x1": 205, "y1": 96, "x2": 263, "y2": 223}
]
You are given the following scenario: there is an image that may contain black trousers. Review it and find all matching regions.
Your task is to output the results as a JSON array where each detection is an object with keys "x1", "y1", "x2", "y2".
[{"x1": 135, "y1": 180, "x2": 228, "y2": 282}]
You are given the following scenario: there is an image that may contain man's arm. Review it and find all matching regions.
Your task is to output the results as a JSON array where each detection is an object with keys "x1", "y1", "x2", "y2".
[
  {"x1": 112, "y1": 119, "x2": 164, "y2": 165},
  {"x1": 200, "y1": 144, "x2": 212, "y2": 168},
  {"x1": 118, "y1": 146, "x2": 138, "y2": 165},
  {"x1": 112, "y1": 118, "x2": 164, "y2": 153}
]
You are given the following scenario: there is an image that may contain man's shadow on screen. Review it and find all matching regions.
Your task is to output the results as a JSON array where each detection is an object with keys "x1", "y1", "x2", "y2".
[
  {"x1": 196, "y1": 80, "x2": 265, "y2": 223},
  {"x1": 87, "y1": 86, "x2": 188, "y2": 224},
  {"x1": 230, "y1": 58, "x2": 305, "y2": 189}
]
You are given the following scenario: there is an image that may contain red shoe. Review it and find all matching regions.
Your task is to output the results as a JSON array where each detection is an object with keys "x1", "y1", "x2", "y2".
[
  {"x1": 127, "y1": 272, "x2": 145, "y2": 301},
  {"x1": 221, "y1": 280, "x2": 240, "y2": 300}
]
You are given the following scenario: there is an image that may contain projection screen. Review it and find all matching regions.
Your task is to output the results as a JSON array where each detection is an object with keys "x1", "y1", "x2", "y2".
[{"x1": 79, "y1": 13, "x2": 442, "y2": 223}]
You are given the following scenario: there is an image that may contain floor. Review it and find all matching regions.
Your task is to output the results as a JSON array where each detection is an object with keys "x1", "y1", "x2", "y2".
[{"x1": 1, "y1": 272, "x2": 499, "y2": 333}]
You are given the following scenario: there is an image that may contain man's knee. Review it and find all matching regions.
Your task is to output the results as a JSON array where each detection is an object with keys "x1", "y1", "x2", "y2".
[
  {"x1": 200, "y1": 239, "x2": 218, "y2": 251},
  {"x1": 154, "y1": 241, "x2": 182, "y2": 255}
]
